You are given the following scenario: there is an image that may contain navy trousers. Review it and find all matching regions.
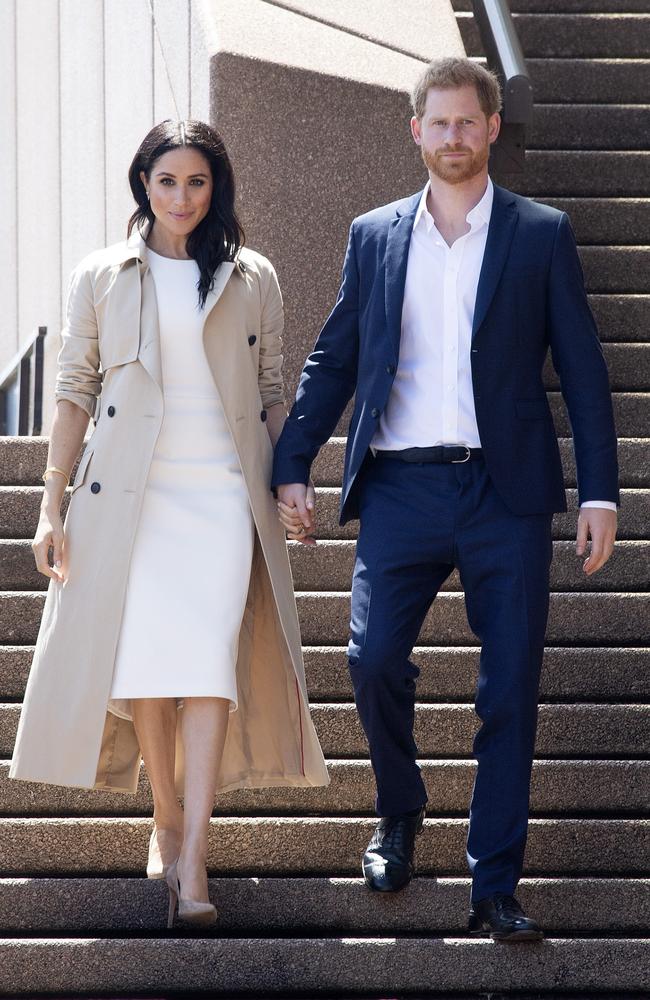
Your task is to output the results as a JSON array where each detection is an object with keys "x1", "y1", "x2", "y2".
[{"x1": 348, "y1": 453, "x2": 553, "y2": 901}]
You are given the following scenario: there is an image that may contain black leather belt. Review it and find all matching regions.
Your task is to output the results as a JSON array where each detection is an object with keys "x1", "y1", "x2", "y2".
[{"x1": 375, "y1": 446, "x2": 483, "y2": 464}]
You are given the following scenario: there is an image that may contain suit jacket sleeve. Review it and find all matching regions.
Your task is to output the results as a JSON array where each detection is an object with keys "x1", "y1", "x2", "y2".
[
  {"x1": 55, "y1": 260, "x2": 102, "y2": 419},
  {"x1": 546, "y1": 213, "x2": 619, "y2": 505},
  {"x1": 272, "y1": 222, "x2": 360, "y2": 487}
]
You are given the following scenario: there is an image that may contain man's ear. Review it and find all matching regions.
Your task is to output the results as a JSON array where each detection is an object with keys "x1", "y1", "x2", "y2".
[
  {"x1": 410, "y1": 115, "x2": 423, "y2": 146},
  {"x1": 488, "y1": 112, "x2": 501, "y2": 145}
]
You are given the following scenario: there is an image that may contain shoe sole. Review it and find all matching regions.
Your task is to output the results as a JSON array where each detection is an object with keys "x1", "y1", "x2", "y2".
[
  {"x1": 363, "y1": 873, "x2": 412, "y2": 892},
  {"x1": 469, "y1": 927, "x2": 544, "y2": 942}
]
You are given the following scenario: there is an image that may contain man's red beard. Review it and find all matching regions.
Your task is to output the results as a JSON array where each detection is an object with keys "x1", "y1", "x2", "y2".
[{"x1": 422, "y1": 142, "x2": 490, "y2": 184}]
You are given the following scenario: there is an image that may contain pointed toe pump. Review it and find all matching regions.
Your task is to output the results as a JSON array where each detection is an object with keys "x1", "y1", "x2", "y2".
[
  {"x1": 146, "y1": 826, "x2": 182, "y2": 880},
  {"x1": 165, "y1": 860, "x2": 218, "y2": 928}
]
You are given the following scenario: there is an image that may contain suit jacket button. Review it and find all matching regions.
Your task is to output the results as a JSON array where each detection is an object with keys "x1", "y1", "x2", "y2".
[
  {"x1": 248, "y1": 335, "x2": 257, "y2": 346},
  {"x1": 90, "y1": 482, "x2": 101, "y2": 494},
  {"x1": 260, "y1": 410, "x2": 267, "y2": 422},
  {"x1": 386, "y1": 364, "x2": 395, "y2": 375},
  {"x1": 238, "y1": 260, "x2": 247, "y2": 273},
  {"x1": 107, "y1": 405, "x2": 116, "y2": 417},
  {"x1": 371, "y1": 408, "x2": 380, "y2": 418}
]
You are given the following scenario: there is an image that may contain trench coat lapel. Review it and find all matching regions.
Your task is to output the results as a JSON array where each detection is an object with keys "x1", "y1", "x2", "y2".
[
  {"x1": 122, "y1": 221, "x2": 237, "y2": 392},
  {"x1": 137, "y1": 264, "x2": 163, "y2": 390},
  {"x1": 202, "y1": 261, "x2": 237, "y2": 326}
]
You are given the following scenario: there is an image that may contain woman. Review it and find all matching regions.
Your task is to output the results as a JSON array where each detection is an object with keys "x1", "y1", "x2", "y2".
[{"x1": 9, "y1": 120, "x2": 329, "y2": 927}]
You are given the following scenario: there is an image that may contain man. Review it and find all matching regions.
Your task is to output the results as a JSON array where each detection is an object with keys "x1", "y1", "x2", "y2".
[{"x1": 272, "y1": 58, "x2": 618, "y2": 941}]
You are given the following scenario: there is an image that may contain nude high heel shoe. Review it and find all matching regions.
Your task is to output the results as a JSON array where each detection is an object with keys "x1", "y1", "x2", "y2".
[
  {"x1": 146, "y1": 826, "x2": 182, "y2": 880},
  {"x1": 165, "y1": 859, "x2": 218, "y2": 928}
]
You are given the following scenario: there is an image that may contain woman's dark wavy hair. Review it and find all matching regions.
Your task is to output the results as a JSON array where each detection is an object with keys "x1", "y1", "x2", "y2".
[{"x1": 127, "y1": 119, "x2": 244, "y2": 309}]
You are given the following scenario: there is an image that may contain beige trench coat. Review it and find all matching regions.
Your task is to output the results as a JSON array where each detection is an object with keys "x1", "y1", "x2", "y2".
[{"x1": 10, "y1": 222, "x2": 329, "y2": 795}]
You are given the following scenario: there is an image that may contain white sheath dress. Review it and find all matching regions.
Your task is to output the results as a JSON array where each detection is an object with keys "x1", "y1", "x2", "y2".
[{"x1": 108, "y1": 250, "x2": 254, "y2": 716}]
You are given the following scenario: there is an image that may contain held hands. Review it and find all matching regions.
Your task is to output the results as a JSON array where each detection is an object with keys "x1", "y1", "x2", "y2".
[
  {"x1": 576, "y1": 507, "x2": 617, "y2": 575},
  {"x1": 277, "y1": 482, "x2": 317, "y2": 546}
]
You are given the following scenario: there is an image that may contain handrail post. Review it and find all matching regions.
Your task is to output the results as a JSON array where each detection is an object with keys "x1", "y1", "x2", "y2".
[
  {"x1": 32, "y1": 326, "x2": 47, "y2": 436},
  {"x1": 471, "y1": 0, "x2": 533, "y2": 172},
  {"x1": 0, "y1": 325, "x2": 47, "y2": 436}
]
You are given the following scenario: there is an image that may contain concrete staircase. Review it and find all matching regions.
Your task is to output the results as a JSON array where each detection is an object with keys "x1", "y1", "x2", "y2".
[{"x1": 1, "y1": 1, "x2": 648, "y2": 996}]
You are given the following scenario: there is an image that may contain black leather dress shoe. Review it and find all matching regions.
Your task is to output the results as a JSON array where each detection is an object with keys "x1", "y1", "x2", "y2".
[
  {"x1": 362, "y1": 807, "x2": 425, "y2": 892},
  {"x1": 468, "y1": 893, "x2": 543, "y2": 941}
]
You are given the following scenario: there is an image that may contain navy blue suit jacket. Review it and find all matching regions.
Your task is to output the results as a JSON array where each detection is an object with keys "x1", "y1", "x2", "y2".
[{"x1": 272, "y1": 183, "x2": 619, "y2": 523}]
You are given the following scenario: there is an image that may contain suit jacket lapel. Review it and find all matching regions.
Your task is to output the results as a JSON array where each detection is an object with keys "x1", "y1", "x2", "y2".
[
  {"x1": 472, "y1": 185, "x2": 518, "y2": 339},
  {"x1": 385, "y1": 191, "x2": 421, "y2": 357}
]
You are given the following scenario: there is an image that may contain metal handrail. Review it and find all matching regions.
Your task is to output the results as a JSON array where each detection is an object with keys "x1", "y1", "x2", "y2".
[
  {"x1": 471, "y1": 0, "x2": 533, "y2": 171},
  {"x1": 0, "y1": 326, "x2": 47, "y2": 435}
]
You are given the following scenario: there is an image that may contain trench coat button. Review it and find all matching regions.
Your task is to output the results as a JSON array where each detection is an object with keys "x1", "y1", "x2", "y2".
[
  {"x1": 386, "y1": 364, "x2": 396, "y2": 375},
  {"x1": 238, "y1": 260, "x2": 247, "y2": 273},
  {"x1": 371, "y1": 407, "x2": 380, "y2": 418},
  {"x1": 90, "y1": 482, "x2": 101, "y2": 494},
  {"x1": 260, "y1": 409, "x2": 267, "y2": 422},
  {"x1": 107, "y1": 405, "x2": 116, "y2": 417},
  {"x1": 248, "y1": 335, "x2": 257, "y2": 346}
]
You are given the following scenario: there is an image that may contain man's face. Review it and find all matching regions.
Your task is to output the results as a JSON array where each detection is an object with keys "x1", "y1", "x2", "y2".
[{"x1": 411, "y1": 85, "x2": 500, "y2": 185}]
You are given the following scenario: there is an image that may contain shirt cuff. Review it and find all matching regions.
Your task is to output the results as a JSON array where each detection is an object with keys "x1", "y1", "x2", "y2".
[{"x1": 580, "y1": 501, "x2": 618, "y2": 512}]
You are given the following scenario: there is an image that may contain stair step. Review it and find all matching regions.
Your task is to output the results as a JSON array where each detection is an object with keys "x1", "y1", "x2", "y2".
[
  {"x1": 577, "y1": 250, "x2": 650, "y2": 296},
  {"x1": 2, "y1": 591, "x2": 648, "y2": 646},
  {"x1": 454, "y1": 0, "x2": 650, "y2": 12},
  {"x1": 0, "y1": 406, "x2": 646, "y2": 492},
  {"x1": 556, "y1": 386, "x2": 649, "y2": 432},
  {"x1": 530, "y1": 105, "x2": 650, "y2": 150},
  {"x1": 4, "y1": 435, "x2": 642, "y2": 489},
  {"x1": 1, "y1": 486, "x2": 648, "y2": 544},
  {"x1": 0, "y1": 759, "x2": 646, "y2": 817},
  {"x1": 305, "y1": 487, "x2": 648, "y2": 541},
  {"x1": 2, "y1": 539, "x2": 646, "y2": 594},
  {"x1": 13, "y1": 489, "x2": 650, "y2": 547},
  {"x1": 297, "y1": 592, "x2": 650, "y2": 646},
  {"x1": 286, "y1": 540, "x2": 647, "y2": 594},
  {"x1": 0, "y1": 817, "x2": 646, "y2": 875},
  {"x1": 2, "y1": 702, "x2": 647, "y2": 759},
  {"x1": 590, "y1": 295, "x2": 650, "y2": 342},
  {"x1": 542, "y1": 199, "x2": 650, "y2": 245},
  {"x1": 2, "y1": 645, "x2": 646, "y2": 703},
  {"x1": 1, "y1": 935, "x2": 647, "y2": 995},
  {"x1": 311, "y1": 438, "x2": 650, "y2": 489},
  {"x1": 0, "y1": 875, "x2": 645, "y2": 932},
  {"x1": 302, "y1": 646, "x2": 650, "y2": 702},
  {"x1": 528, "y1": 58, "x2": 650, "y2": 104},
  {"x1": 497, "y1": 151, "x2": 649, "y2": 197},
  {"x1": 460, "y1": 13, "x2": 650, "y2": 59}
]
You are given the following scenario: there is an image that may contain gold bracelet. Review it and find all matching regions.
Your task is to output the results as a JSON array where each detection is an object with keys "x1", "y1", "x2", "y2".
[{"x1": 42, "y1": 466, "x2": 70, "y2": 487}]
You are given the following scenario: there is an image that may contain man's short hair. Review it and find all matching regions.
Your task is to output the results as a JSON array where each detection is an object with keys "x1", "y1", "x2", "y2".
[{"x1": 411, "y1": 57, "x2": 502, "y2": 120}]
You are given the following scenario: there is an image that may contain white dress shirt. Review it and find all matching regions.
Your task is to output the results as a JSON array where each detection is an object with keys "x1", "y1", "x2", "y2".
[{"x1": 370, "y1": 178, "x2": 615, "y2": 512}]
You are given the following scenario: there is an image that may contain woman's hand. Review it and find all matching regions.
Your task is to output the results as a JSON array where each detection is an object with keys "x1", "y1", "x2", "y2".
[
  {"x1": 32, "y1": 506, "x2": 66, "y2": 582},
  {"x1": 277, "y1": 482, "x2": 317, "y2": 546},
  {"x1": 32, "y1": 399, "x2": 90, "y2": 583}
]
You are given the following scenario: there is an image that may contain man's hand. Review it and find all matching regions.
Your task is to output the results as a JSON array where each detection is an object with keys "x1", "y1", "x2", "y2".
[
  {"x1": 277, "y1": 483, "x2": 317, "y2": 546},
  {"x1": 576, "y1": 508, "x2": 617, "y2": 575}
]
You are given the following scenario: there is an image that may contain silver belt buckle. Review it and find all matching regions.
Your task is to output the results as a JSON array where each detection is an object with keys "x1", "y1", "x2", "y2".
[{"x1": 452, "y1": 446, "x2": 471, "y2": 464}]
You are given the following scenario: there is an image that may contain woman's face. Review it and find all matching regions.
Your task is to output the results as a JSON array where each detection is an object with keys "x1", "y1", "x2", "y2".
[{"x1": 140, "y1": 146, "x2": 214, "y2": 240}]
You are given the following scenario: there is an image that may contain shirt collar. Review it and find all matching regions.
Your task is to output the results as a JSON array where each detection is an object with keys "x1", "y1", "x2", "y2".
[{"x1": 414, "y1": 176, "x2": 494, "y2": 235}]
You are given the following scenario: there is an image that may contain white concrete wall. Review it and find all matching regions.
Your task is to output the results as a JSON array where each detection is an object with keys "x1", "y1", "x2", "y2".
[{"x1": 2, "y1": 0, "x2": 211, "y2": 427}]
